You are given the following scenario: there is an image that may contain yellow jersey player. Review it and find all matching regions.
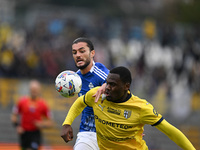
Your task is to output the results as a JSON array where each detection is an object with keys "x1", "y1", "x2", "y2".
[{"x1": 61, "y1": 66, "x2": 196, "y2": 150}]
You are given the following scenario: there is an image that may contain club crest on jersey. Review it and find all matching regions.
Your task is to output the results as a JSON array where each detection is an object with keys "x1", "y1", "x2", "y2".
[
  {"x1": 88, "y1": 82, "x2": 94, "y2": 89},
  {"x1": 124, "y1": 110, "x2": 132, "y2": 119}
]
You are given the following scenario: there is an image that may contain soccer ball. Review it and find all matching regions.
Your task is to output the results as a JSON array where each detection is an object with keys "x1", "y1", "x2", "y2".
[{"x1": 55, "y1": 70, "x2": 82, "y2": 98}]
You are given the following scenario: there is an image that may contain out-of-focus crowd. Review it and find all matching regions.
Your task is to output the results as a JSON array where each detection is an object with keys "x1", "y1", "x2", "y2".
[{"x1": 0, "y1": 14, "x2": 200, "y2": 120}]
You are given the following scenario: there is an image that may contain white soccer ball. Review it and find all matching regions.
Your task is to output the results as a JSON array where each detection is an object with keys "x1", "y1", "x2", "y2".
[{"x1": 55, "y1": 70, "x2": 82, "y2": 98}]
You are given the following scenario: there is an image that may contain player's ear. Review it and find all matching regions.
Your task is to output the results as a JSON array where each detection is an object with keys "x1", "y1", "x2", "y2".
[
  {"x1": 91, "y1": 50, "x2": 95, "y2": 58},
  {"x1": 125, "y1": 83, "x2": 130, "y2": 90}
]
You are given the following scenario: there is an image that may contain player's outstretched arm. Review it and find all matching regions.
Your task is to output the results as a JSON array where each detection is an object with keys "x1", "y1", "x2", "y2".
[
  {"x1": 61, "y1": 96, "x2": 86, "y2": 143},
  {"x1": 156, "y1": 119, "x2": 196, "y2": 150},
  {"x1": 93, "y1": 83, "x2": 106, "y2": 103}
]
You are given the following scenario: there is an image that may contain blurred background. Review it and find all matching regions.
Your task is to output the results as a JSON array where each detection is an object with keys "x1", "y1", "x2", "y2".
[{"x1": 0, "y1": 0, "x2": 200, "y2": 149}]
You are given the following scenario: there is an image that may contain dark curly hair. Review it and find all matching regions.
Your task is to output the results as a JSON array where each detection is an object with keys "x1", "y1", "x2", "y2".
[
  {"x1": 110, "y1": 66, "x2": 132, "y2": 84},
  {"x1": 73, "y1": 37, "x2": 94, "y2": 51}
]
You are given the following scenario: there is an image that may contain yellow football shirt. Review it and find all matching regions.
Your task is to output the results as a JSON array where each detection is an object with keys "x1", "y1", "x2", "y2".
[{"x1": 83, "y1": 87, "x2": 163, "y2": 150}]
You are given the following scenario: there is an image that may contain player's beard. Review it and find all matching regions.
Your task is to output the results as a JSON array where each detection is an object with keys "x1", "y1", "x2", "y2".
[{"x1": 75, "y1": 59, "x2": 91, "y2": 70}]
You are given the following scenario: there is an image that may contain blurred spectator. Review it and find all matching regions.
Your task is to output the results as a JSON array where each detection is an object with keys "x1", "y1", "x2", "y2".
[{"x1": 170, "y1": 74, "x2": 192, "y2": 121}]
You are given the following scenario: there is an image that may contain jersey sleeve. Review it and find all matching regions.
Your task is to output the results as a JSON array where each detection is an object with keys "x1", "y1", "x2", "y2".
[
  {"x1": 62, "y1": 96, "x2": 86, "y2": 125},
  {"x1": 139, "y1": 101, "x2": 163, "y2": 126},
  {"x1": 84, "y1": 87, "x2": 99, "y2": 107},
  {"x1": 156, "y1": 120, "x2": 196, "y2": 149},
  {"x1": 95, "y1": 62, "x2": 109, "y2": 84}
]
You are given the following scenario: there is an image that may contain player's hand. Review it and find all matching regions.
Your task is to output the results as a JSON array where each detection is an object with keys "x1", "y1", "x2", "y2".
[
  {"x1": 61, "y1": 124, "x2": 73, "y2": 143},
  {"x1": 93, "y1": 83, "x2": 106, "y2": 103}
]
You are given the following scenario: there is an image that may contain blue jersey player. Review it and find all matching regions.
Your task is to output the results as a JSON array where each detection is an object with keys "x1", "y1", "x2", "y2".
[{"x1": 62, "y1": 37, "x2": 109, "y2": 150}]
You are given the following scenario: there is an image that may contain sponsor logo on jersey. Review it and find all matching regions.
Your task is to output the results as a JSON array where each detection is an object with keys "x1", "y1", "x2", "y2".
[
  {"x1": 94, "y1": 115, "x2": 133, "y2": 130},
  {"x1": 107, "y1": 107, "x2": 121, "y2": 115},
  {"x1": 153, "y1": 108, "x2": 158, "y2": 116},
  {"x1": 98, "y1": 104, "x2": 105, "y2": 111},
  {"x1": 97, "y1": 131, "x2": 136, "y2": 142},
  {"x1": 124, "y1": 110, "x2": 132, "y2": 119}
]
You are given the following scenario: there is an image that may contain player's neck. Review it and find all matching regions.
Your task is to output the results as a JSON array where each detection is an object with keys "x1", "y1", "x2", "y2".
[
  {"x1": 114, "y1": 91, "x2": 130, "y2": 103},
  {"x1": 80, "y1": 61, "x2": 93, "y2": 75}
]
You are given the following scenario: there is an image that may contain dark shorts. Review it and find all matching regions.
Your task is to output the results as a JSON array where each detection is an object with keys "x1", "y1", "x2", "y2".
[{"x1": 20, "y1": 130, "x2": 42, "y2": 150}]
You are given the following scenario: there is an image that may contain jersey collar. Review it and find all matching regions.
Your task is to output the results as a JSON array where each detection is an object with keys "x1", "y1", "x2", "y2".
[{"x1": 77, "y1": 61, "x2": 95, "y2": 74}]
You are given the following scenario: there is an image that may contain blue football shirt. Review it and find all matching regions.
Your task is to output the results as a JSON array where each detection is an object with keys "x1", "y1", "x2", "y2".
[{"x1": 77, "y1": 62, "x2": 109, "y2": 132}]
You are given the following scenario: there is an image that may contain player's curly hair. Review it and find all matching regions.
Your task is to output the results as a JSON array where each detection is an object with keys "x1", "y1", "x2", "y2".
[
  {"x1": 110, "y1": 66, "x2": 132, "y2": 84},
  {"x1": 73, "y1": 37, "x2": 94, "y2": 51}
]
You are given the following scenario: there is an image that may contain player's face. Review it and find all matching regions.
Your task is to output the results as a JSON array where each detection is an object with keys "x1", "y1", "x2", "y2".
[
  {"x1": 72, "y1": 42, "x2": 95, "y2": 70},
  {"x1": 105, "y1": 73, "x2": 128, "y2": 102}
]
